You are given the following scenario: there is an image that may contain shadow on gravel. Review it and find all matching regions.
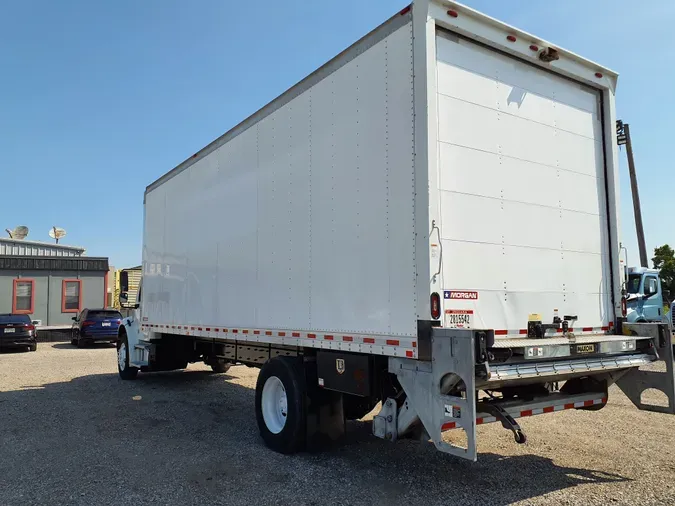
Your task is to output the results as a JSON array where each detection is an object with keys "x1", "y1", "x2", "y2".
[
  {"x1": 0, "y1": 347, "x2": 33, "y2": 354},
  {"x1": 0, "y1": 368, "x2": 630, "y2": 506},
  {"x1": 50, "y1": 342, "x2": 116, "y2": 350}
]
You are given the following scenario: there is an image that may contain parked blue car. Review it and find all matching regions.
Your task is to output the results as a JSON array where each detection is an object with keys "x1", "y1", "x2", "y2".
[{"x1": 71, "y1": 308, "x2": 123, "y2": 347}]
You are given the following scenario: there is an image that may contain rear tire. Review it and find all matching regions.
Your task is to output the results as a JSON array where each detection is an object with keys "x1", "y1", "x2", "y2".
[
  {"x1": 255, "y1": 357, "x2": 307, "y2": 454},
  {"x1": 29, "y1": 343, "x2": 37, "y2": 352},
  {"x1": 210, "y1": 361, "x2": 231, "y2": 374},
  {"x1": 117, "y1": 331, "x2": 138, "y2": 380}
]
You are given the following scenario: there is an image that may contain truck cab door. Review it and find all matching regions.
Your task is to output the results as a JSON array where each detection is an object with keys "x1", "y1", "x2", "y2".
[{"x1": 643, "y1": 275, "x2": 662, "y2": 321}]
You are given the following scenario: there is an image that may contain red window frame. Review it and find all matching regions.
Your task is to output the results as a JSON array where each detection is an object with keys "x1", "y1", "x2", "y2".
[
  {"x1": 12, "y1": 278, "x2": 35, "y2": 314},
  {"x1": 62, "y1": 279, "x2": 82, "y2": 313}
]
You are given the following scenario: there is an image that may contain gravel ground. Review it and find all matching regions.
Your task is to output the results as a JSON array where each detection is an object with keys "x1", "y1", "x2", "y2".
[{"x1": 1, "y1": 343, "x2": 674, "y2": 506}]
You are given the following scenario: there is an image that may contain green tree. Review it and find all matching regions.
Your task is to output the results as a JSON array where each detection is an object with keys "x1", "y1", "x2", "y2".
[{"x1": 652, "y1": 244, "x2": 675, "y2": 305}]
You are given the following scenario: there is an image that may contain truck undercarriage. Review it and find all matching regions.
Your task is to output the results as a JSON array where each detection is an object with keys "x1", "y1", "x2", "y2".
[{"x1": 118, "y1": 320, "x2": 674, "y2": 461}]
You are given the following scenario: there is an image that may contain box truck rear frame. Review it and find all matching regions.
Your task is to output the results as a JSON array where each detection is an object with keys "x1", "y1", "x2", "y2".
[{"x1": 117, "y1": 0, "x2": 675, "y2": 461}]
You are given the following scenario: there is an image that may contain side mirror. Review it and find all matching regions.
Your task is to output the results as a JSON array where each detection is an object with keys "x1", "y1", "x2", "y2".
[{"x1": 119, "y1": 291, "x2": 137, "y2": 309}]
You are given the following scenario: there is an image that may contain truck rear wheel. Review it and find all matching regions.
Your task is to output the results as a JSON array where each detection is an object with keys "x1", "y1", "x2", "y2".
[
  {"x1": 210, "y1": 361, "x2": 231, "y2": 374},
  {"x1": 117, "y1": 331, "x2": 139, "y2": 380},
  {"x1": 255, "y1": 356, "x2": 307, "y2": 454}
]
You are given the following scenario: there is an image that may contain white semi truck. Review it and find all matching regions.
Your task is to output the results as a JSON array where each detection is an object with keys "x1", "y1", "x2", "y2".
[{"x1": 118, "y1": 0, "x2": 675, "y2": 461}]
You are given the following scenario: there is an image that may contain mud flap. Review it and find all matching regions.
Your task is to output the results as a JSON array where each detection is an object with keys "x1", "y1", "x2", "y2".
[{"x1": 616, "y1": 323, "x2": 675, "y2": 414}]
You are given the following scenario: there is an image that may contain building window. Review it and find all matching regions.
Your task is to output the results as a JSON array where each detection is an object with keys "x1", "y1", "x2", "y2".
[
  {"x1": 12, "y1": 279, "x2": 35, "y2": 314},
  {"x1": 62, "y1": 279, "x2": 82, "y2": 313}
]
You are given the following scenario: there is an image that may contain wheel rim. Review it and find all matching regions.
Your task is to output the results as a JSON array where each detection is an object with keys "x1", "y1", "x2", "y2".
[
  {"x1": 118, "y1": 343, "x2": 127, "y2": 371},
  {"x1": 261, "y1": 376, "x2": 288, "y2": 434}
]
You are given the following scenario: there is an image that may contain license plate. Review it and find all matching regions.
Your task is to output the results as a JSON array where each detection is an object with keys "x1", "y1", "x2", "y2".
[
  {"x1": 101, "y1": 322, "x2": 111, "y2": 327},
  {"x1": 444, "y1": 309, "x2": 473, "y2": 329},
  {"x1": 575, "y1": 343, "x2": 596, "y2": 354},
  {"x1": 4, "y1": 328, "x2": 15, "y2": 334}
]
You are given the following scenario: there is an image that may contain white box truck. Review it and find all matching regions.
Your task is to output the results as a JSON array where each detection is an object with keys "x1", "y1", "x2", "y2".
[{"x1": 118, "y1": 0, "x2": 675, "y2": 460}]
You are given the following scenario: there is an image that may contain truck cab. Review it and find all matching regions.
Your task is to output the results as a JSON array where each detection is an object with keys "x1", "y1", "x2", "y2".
[{"x1": 625, "y1": 267, "x2": 665, "y2": 323}]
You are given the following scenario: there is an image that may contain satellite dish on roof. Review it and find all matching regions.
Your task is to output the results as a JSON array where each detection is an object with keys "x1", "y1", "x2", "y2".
[
  {"x1": 6, "y1": 226, "x2": 29, "y2": 240},
  {"x1": 49, "y1": 226, "x2": 67, "y2": 244}
]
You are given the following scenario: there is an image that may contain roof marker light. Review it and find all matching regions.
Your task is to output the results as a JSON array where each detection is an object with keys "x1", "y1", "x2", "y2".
[
  {"x1": 447, "y1": 9, "x2": 458, "y2": 18},
  {"x1": 529, "y1": 44, "x2": 539, "y2": 51},
  {"x1": 595, "y1": 72, "x2": 603, "y2": 78},
  {"x1": 506, "y1": 35, "x2": 517, "y2": 42}
]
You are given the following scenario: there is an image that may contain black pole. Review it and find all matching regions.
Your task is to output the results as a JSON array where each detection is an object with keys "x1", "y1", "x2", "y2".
[{"x1": 623, "y1": 123, "x2": 649, "y2": 268}]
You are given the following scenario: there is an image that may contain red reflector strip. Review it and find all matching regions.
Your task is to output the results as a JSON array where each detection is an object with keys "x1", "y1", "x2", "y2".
[
  {"x1": 198, "y1": 327, "x2": 203, "y2": 331},
  {"x1": 191, "y1": 327, "x2": 195, "y2": 330},
  {"x1": 364, "y1": 338, "x2": 375, "y2": 344},
  {"x1": 308, "y1": 333, "x2": 316, "y2": 339},
  {"x1": 441, "y1": 422, "x2": 456, "y2": 431},
  {"x1": 405, "y1": 350, "x2": 414, "y2": 358},
  {"x1": 386, "y1": 339, "x2": 400, "y2": 346},
  {"x1": 412, "y1": 341, "x2": 416, "y2": 348},
  {"x1": 601, "y1": 397, "x2": 607, "y2": 404},
  {"x1": 265, "y1": 331, "x2": 272, "y2": 336},
  {"x1": 495, "y1": 330, "x2": 508, "y2": 336},
  {"x1": 292, "y1": 332, "x2": 300, "y2": 338},
  {"x1": 232, "y1": 329, "x2": 239, "y2": 334},
  {"x1": 564, "y1": 403, "x2": 575, "y2": 410},
  {"x1": 342, "y1": 336, "x2": 353, "y2": 342},
  {"x1": 519, "y1": 329, "x2": 528, "y2": 335},
  {"x1": 278, "y1": 332, "x2": 285, "y2": 337},
  {"x1": 222, "y1": 329, "x2": 228, "y2": 332},
  {"x1": 325, "y1": 335, "x2": 334, "y2": 341},
  {"x1": 205, "y1": 328, "x2": 210, "y2": 331},
  {"x1": 583, "y1": 400, "x2": 594, "y2": 407},
  {"x1": 601, "y1": 326, "x2": 609, "y2": 331},
  {"x1": 520, "y1": 409, "x2": 533, "y2": 417},
  {"x1": 476, "y1": 418, "x2": 484, "y2": 425},
  {"x1": 243, "y1": 330, "x2": 249, "y2": 334},
  {"x1": 609, "y1": 322, "x2": 614, "y2": 328},
  {"x1": 253, "y1": 330, "x2": 260, "y2": 335},
  {"x1": 543, "y1": 406, "x2": 555, "y2": 413},
  {"x1": 582, "y1": 327, "x2": 593, "y2": 332}
]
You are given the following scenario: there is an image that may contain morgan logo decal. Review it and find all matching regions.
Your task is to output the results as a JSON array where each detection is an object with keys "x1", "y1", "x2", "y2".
[
  {"x1": 444, "y1": 290, "x2": 479, "y2": 300},
  {"x1": 336, "y1": 358, "x2": 345, "y2": 375}
]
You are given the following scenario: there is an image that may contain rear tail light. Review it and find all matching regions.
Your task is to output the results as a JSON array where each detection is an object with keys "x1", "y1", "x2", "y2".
[
  {"x1": 24, "y1": 324, "x2": 35, "y2": 331},
  {"x1": 621, "y1": 296, "x2": 627, "y2": 317},
  {"x1": 430, "y1": 292, "x2": 441, "y2": 320},
  {"x1": 82, "y1": 320, "x2": 95, "y2": 327},
  {"x1": 115, "y1": 319, "x2": 121, "y2": 324}
]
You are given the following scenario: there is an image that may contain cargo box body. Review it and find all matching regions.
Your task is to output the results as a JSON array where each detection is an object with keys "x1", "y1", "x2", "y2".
[{"x1": 141, "y1": 1, "x2": 622, "y2": 358}]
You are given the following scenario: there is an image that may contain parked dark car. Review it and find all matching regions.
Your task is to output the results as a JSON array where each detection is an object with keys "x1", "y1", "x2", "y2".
[
  {"x1": 0, "y1": 313, "x2": 37, "y2": 352},
  {"x1": 71, "y1": 308, "x2": 122, "y2": 347}
]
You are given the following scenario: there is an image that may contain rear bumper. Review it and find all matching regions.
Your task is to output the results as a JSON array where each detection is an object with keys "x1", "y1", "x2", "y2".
[
  {"x1": 0, "y1": 336, "x2": 37, "y2": 348},
  {"x1": 80, "y1": 333, "x2": 117, "y2": 342}
]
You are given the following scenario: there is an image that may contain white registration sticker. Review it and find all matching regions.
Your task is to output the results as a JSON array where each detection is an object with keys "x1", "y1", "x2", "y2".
[{"x1": 444, "y1": 309, "x2": 473, "y2": 329}]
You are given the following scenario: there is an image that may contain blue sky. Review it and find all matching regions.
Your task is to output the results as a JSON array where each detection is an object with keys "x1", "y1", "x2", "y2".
[{"x1": 1, "y1": 0, "x2": 672, "y2": 268}]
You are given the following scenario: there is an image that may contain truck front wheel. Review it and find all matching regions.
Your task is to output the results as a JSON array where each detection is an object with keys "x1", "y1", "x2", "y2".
[
  {"x1": 117, "y1": 331, "x2": 139, "y2": 380},
  {"x1": 255, "y1": 357, "x2": 307, "y2": 454}
]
